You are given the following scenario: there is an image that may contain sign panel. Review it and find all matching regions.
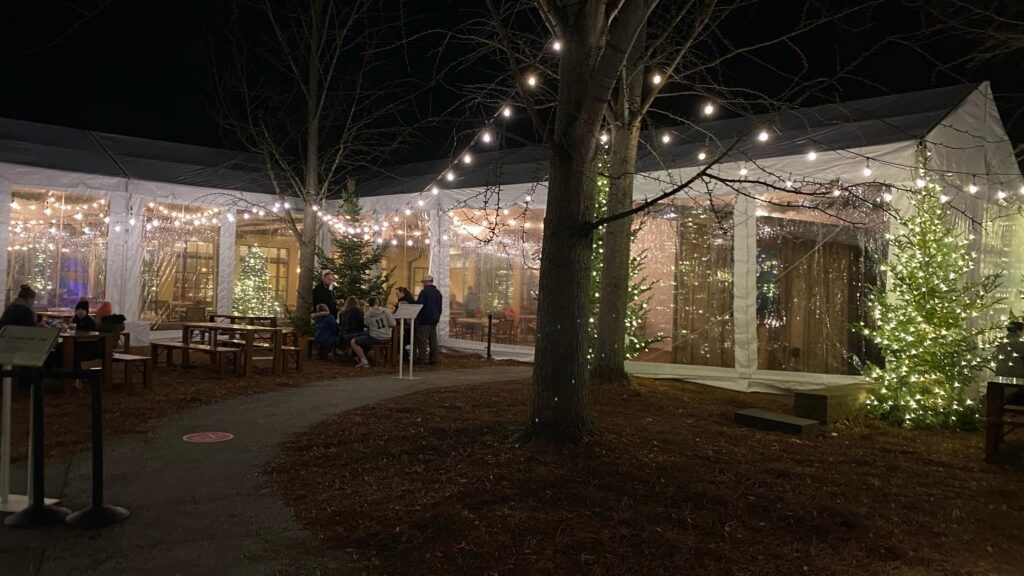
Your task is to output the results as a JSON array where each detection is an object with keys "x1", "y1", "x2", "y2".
[
  {"x1": 394, "y1": 303, "x2": 423, "y2": 320},
  {"x1": 0, "y1": 326, "x2": 59, "y2": 368}
]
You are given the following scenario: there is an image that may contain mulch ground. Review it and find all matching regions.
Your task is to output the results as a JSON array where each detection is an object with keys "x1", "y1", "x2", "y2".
[
  {"x1": 269, "y1": 378, "x2": 1024, "y2": 576},
  {"x1": 4, "y1": 348, "x2": 518, "y2": 462}
]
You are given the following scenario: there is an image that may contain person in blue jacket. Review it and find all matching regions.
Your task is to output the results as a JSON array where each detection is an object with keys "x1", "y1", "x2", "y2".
[
  {"x1": 414, "y1": 275, "x2": 443, "y2": 365},
  {"x1": 311, "y1": 303, "x2": 340, "y2": 360}
]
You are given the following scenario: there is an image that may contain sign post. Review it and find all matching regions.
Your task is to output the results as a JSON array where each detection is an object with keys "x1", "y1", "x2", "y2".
[
  {"x1": 393, "y1": 304, "x2": 423, "y2": 380},
  {"x1": 0, "y1": 326, "x2": 70, "y2": 527}
]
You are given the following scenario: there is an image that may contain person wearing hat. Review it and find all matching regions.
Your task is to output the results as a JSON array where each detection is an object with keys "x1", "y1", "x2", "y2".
[
  {"x1": 414, "y1": 274, "x2": 443, "y2": 365},
  {"x1": 0, "y1": 284, "x2": 38, "y2": 328},
  {"x1": 72, "y1": 298, "x2": 98, "y2": 332}
]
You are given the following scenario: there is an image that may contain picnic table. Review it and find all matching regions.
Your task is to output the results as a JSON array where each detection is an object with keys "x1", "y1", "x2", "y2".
[
  {"x1": 181, "y1": 322, "x2": 283, "y2": 377},
  {"x1": 59, "y1": 331, "x2": 115, "y2": 388},
  {"x1": 985, "y1": 376, "x2": 1024, "y2": 462}
]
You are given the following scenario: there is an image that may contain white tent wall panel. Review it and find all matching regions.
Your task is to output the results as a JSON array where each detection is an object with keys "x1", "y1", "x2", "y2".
[
  {"x1": 121, "y1": 194, "x2": 146, "y2": 321},
  {"x1": 104, "y1": 190, "x2": 130, "y2": 318},
  {"x1": 732, "y1": 191, "x2": 758, "y2": 380},
  {"x1": 429, "y1": 200, "x2": 451, "y2": 342},
  {"x1": 0, "y1": 181, "x2": 11, "y2": 304},
  {"x1": 217, "y1": 210, "x2": 236, "y2": 315}
]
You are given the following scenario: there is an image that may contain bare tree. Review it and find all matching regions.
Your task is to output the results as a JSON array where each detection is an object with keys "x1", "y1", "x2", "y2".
[{"x1": 212, "y1": 0, "x2": 426, "y2": 321}]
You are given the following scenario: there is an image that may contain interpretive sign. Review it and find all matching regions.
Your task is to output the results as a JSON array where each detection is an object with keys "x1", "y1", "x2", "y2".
[
  {"x1": 0, "y1": 326, "x2": 59, "y2": 368},
  {"x1": 393, "y1": 303, "x2": 423, "y2": 320}
]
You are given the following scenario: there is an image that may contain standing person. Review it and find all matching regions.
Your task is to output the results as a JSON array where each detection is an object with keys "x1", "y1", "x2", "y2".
[
  {"x1": 351, "y1": 297, "x2": 396, "y2": 368},
  {"x1": 338, "y1": 296, "x2": 366, "y2": 351},
  {"x1": 464, "y1": 286, "x2": 479, "y2": 318},
  {"x1": 0, "y1": 284, "x2": 38, "y2": 328},
  {"x1": 312, "y1": 271, "x2": 338, "y2": 320},
  {"x1": 414, "y1": 275, "x2": 443, "y2": 365},
  {"x1": 311, "y1": 303, "x2": 340, "y2": 360},
  {"x1": 393, "y1": 286, "x2": 415, "y2": 311}
]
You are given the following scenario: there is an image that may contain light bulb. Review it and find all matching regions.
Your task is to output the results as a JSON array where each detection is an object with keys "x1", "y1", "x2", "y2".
[
  {"x1": 404, "y1": 208, "x2": 412, "y2": 216},
  {"x1": 698, "y1": 151, "x2": 707, "y2": 161},
  {"x1": 463, "y1": 153, "x2": 472, "y2": 164},
  {"x1": 481, "y1": 131, "x2": 492, "y2": 144},
  {"x1": 600, "y1": 132, "x2": 609, "y2": 144},
  {"x1": 997, "y1": 190, "x2": 1007, "y2": 199},
  {"x1": 446, "y1": 171, "x2": 455, "y2": 181},
  {"x1": 739, "y1": 166, "x2": 749, "y2": 176},
  {"x1": 502, "y1": 106, "x2": 511, "y2": 118},
  {"x1": 129, "y1": 217, "x2": 136, "y2": 226},
  {"x1": 939, "y1": 194, "x2": 950, "y2": 203},
  {"x1": 391, "y1": 239, "x2": 398, "y2": 246},
  {"x1": 417, "y1": 199, "x2": 424, "y2": 206},
  {"x1": 807, "y1": 150, "x2": 817, "y2": 161},
  {"x1": 651, "y1": 72, "x2": 662, "y2": 85},
  {"x1": 661, "y1": 133, "x2": 671, "y2": 144},
  {"x1": 552, "y1": 40, "x2": 562, "y2": 52},
  {"x1": 431, "y1": 186, "x2": 439, "y2": 195},
  {"x1": 526, "y1": 75, "x2": 537, "y2": 87},
  {"x1": 863, "y1": 164, "x2": 872, "y2": 177},
  {"x1": 757, "y1": 130, "x2": 769, "y2": 142},
  {"x1": 785, "y1": 179, "x2": 793, "y2": 188},
  {"x1": 73, "y1": 212, "x2": 83, "y2": 220},
  {"x1": 702, "y1": 102, "x2": 715, "y2": 115},
  {"x1": 915, "y1": 178, "x2": 926, "y2": 188},
  {"x1": 882, "y1": 192, "x2": 893, "y2": 202},
  {"x1": 525, "y1": 194, "x2": 532, "y2": 203}
]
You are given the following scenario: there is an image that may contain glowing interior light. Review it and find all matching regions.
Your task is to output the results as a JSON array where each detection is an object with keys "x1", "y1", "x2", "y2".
[{"x1": 73, "y1": 212, "x2": 83, "y2": 221}]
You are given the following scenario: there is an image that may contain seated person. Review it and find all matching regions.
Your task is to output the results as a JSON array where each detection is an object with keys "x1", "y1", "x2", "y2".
[
  {"x1": 70, "y1": 299, "x2": 103, "y2": 367},
  {"x1": 71, "y1": 298, "x2": 98, "y2": 332},
  {"x1": 351, "y1": 297, "x2": 396, "y2": 368},
  {"x1": 0, "y1": 284, "x2": 38, "y2": 328},
  {"x1": 311, "y1": 304, "x2": 340, "y2": 360},
  {"x1": 994, "y1": 320, "x2": 1024, "y2": 404},
  {"x1": 501, "y1": 302, "x2": 518, "y2": 320},
  {"x1": 339, "y1": 296, "x2": 366, "y2": 346}
]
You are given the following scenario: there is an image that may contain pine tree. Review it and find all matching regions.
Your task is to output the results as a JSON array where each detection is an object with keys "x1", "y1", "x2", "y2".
[
  {"x1": 233, "y1": 246, "x2": 280, "y2": 316},
  {"x1": 588, "y1": 163, "x2": 659, "y2": 362},
  {"x1": 859, "y1": 160, "x2": 1003, "y2": 429},
  {"x1": 316, "y1": 180, "x2": 391, "y2": 306}
]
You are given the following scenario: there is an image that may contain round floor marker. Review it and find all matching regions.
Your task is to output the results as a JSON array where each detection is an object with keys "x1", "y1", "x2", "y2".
[{"x1": 183, "y1": 432, "x2": 234, "y2": 443}]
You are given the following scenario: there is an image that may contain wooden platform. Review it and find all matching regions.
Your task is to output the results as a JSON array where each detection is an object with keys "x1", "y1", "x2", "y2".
[
  {"x1": 793, "y1": 384, "x2": 870, "y2": 426},
  {"x1": 734, "y1": 409, "x2": 821, "y2": 436}
]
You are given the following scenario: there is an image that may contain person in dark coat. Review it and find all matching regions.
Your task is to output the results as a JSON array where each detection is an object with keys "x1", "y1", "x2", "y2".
[
  {"x1": 312, "y1": 271, "x2": 338, "y2": 319},
  {"x1": 0, "y1": 284, "x2": 38, "y2": 328},
  {"x1": 71, "y1": 298, "x2": 98, "y2": 332},
  {"x1": 393, "y1": 286, "x2": 416, "y2": 311},
  {"x1": 414, "y1": 275, "x2": 443, "y2": 365},
  {"x1": 339, "y1": 296, "x2": 366, "y2": 347},
  {"x1": 311, "y1": 303, "x2": 340, "y2": 359}
]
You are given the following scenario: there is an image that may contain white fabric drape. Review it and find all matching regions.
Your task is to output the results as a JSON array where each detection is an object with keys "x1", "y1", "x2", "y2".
[
  {"x1": 0, "y1": 181, "x2": 11, "y2": 304},
  {"x1": 217, "y1": 210, "x2": 236, "y2": 315}
]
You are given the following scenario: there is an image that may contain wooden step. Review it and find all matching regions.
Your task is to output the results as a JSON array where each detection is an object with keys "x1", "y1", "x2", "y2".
[
  {"x1": 734, "y1": 409, "x2": 820, "y2": 436},
  {"x1": 793, "y1": 384, "x2": 870, "y2": 426}
]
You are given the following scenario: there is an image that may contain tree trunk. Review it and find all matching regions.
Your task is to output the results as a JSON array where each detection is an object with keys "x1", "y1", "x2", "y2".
[
  {"x1": 592, "y1": 119, "x2": 641, "y2": 386},
  {"x1": 295, "y1": 0, "x2": 323, "y2": 324},
  {"x1": 528, "y1": 12, "x2": 604, "y2": 443}
]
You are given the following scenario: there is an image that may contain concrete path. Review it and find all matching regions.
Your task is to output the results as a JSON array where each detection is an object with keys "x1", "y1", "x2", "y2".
[{"x1": 0, "y1": 366, "x2": 531, "y2": 575}]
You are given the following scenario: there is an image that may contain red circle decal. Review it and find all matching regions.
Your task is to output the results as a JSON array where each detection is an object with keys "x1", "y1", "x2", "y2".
[{"x1": 183, "y1": 432, "x2": 234, "y2": 443}]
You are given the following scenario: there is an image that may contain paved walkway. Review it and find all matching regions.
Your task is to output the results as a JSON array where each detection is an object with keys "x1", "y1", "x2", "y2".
[{"x1": 1, "y1": 366, "x2": 531, "y2": 575}]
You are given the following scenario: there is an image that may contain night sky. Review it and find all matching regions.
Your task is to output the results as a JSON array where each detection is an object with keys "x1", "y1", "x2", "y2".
[{"x1": 2, "y1": 1, "x2": 1021, "y2": 161}]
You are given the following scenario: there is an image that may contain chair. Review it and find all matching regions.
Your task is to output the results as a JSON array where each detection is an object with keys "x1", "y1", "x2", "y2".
[
  {"x1": 183, "y1": 305, "x2": 207, "y2": 322},
  {"x1": 493, "y1": 318, "x2": 517, "y2": 345}
]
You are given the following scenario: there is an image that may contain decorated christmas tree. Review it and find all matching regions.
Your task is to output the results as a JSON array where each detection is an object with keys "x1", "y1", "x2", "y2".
[
  {"x1": 858, "y1": 156, "x2": 1003, "y2": 429},
  {"x1": 233, "y1": 246, "x2": 280, "y2": 316},
  {"x1": 588, "y1": 164, "x2": 659, "y2": 361},
  {"x1": 316, "y1": 180, "x2": 391, "y2": 305}
]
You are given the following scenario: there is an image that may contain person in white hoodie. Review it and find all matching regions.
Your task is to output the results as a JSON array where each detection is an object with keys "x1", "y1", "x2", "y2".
[{"x1": 350, "y1": 296, "x2": 396, "y2": 368}]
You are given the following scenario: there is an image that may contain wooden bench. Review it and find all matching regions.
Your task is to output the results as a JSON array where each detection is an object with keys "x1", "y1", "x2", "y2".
[
  {"x1": 113, "y1": 352, "x2": 152, "y2": 388},
  {"x1": 150, "y1": 341, "x2": 242, "y2": 378}
]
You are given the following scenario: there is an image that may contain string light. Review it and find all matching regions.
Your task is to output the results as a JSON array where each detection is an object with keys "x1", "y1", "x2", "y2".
[
  {"x1": 651, "y1": 72, "x2": 663, "y2": 85},
  {"x1": 757, "y1": 129, "x2": 769, "y2": 142},
  {"x1": 739, "y1": 165, "x2": 749, "y2": 176},
  {"x1": 702, "y1": 102, "x2": 715, "y2": 115},
  {"x1": 807, "y1": 150, "x2": 817, "y2": 161},
  {"x1": 481, "y1": 131, "x2": 492, "y2": 144},
  {"x1": 502, "y1": 106, "x2": 511, "y2": 118},
  {"x1": 697, "y1": 151, "x2": 707, "y2": 161},
  {"x1": 463, "y1": 153, "x2": 472, "y2": 164},
  {"x1": 997, "y1": 190, "x2": 1007, "y2": 200},
  {"x1": 431, "y1": 186, "x2": 439, "y2": 195},
  {"x1": 446, "y1": 171, "x2": 455, "y2": 181},
  {"x1": 600, "y1": 132, "x2": 609, "y2": 144},
  {"x1": 552, "y1": 40, "x2": 562, "y2": 52},
  {"x1": 526, "y1": 74, "x2": 537, "y2": 87},
  {"x1": 863, "y1": 161, "x2": 872, "y2": 177},
  {"x1": 915, "y1": 178, "x2": 926, "y2": 188},
  {"x1": 661, "y1": 132, "x2": 671, "y2": 144}
]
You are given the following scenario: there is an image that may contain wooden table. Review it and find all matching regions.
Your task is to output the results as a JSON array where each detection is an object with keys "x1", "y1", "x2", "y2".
[
  {"x1": 985, "y1": 377, "x2": 1024, "y2": 462},
  {"x1": 181, "y1": 322, "x2": 283, "y2": 377},
  {"x1": 208, "y1": 314, "x2": 278, "y2": 327},
  {"x1": 453, "y1": 317, "x2": 487, "y2": 340},
  {"x1": 58, "y1": 331, "x2": 115, "y2": 388},
  {"x1": 37, "y1": 310, "x2": 74, "y2": 325}
]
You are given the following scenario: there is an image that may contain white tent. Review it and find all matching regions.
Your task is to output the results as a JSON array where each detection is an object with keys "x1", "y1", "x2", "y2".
[{"x1": 356, "y1": 82, "x2": 1024, "y2": 392}]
